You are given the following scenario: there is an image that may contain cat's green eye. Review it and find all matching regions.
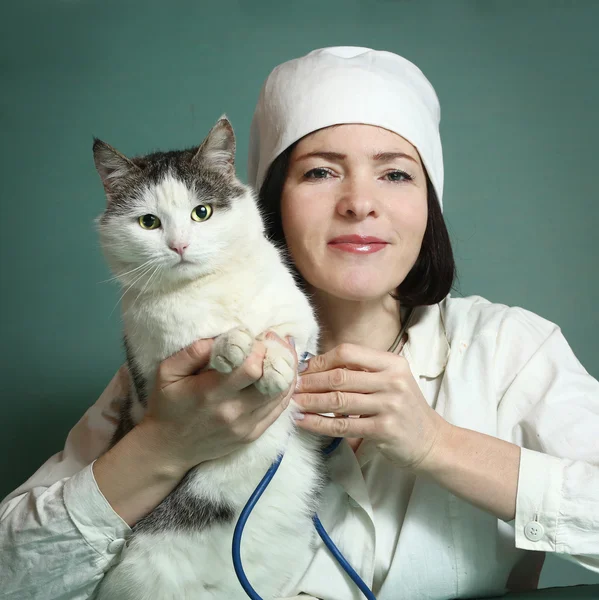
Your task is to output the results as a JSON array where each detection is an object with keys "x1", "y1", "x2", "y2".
[
  {"x1": 139, "y1": 214, "x2": 161, "y2": 230},
  {"x1": 191, "y1": 204, "x2": 213, "y2": 222}
]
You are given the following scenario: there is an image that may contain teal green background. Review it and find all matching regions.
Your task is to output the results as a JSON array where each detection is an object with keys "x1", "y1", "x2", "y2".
[{"x1": 1, "y1": 0, "x2": 597, "y2": 590}]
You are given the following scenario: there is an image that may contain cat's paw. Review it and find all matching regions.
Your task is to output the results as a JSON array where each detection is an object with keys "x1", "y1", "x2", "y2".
[
  {"x1": 209, "y1": 327, "x2": 254, "y2": 373},
  {"x1": 254, "y1": 338, "x2": 296, "y2": 397}
]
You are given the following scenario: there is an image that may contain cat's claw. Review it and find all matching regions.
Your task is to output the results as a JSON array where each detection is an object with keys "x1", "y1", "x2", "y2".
[{"x1": 209, "y1": 327, "x2": 254, "y2": 373}]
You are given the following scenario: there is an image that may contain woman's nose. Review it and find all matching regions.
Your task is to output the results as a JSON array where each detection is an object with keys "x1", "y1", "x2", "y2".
[{"x1": 336, "y1": 177, "x2": 379, "y2": 219}]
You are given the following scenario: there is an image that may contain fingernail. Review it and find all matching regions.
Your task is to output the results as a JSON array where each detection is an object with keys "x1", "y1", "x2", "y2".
[
  {"x1": 293, "y1": 410, "x2": 305, "y2": 421},
  {"x1": 298, "y1": 361, "x2": 309, "y2": 373}
]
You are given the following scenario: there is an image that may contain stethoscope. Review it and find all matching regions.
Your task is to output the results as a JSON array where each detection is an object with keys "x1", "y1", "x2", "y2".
[{"x1": 232, "y1": 307, "x2": 415, "y2": 599}]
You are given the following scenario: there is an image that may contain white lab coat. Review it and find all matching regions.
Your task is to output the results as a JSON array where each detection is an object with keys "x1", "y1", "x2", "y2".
[{"x1": 1, "y1": 295, "x2": 598, "y2": 600}]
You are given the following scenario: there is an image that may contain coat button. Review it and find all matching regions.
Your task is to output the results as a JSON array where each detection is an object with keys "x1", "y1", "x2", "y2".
[
  {"x1": 524, "y1": 521, "x2": 545, "y2": 542},
  {"x1": 108, "y1": 538, "x2": 127, "y2": 553}
]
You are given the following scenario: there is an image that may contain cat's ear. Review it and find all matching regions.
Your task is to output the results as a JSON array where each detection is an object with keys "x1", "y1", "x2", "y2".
[
  {"x1": 93, "y1": 138, "x2": 140, "y2": 201},
  {"x1": 193, "y1": 115, "x2": 236, "y2": 175}
]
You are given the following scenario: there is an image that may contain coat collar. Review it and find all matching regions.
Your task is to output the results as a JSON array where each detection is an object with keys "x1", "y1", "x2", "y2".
[{"x1": 402, "y1": 299, "x2": 450, "y2": 379}]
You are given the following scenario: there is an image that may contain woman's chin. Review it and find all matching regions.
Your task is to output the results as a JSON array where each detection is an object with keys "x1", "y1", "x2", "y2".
[{"x1": 313, "y1": 273, "x2": 398, "y2": 302}]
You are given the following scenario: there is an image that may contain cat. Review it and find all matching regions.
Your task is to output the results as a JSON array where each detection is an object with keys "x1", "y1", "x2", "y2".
[{"x1": 92, "y1": 116, "x2": 325, "y2": 600}]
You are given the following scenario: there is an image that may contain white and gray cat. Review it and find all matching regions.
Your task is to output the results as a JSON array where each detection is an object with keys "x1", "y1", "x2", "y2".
[{"x1": 92, "y1": 116, "x2": 325, "y2": 600}]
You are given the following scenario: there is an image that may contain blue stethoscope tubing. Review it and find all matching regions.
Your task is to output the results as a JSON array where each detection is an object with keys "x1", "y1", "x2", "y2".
[
  {"x1": 232, "y1": 435, "x2": 377, "y2": 600},
  {"x1": 232, "y1": 308, "x2": 416, "y2": 598}
]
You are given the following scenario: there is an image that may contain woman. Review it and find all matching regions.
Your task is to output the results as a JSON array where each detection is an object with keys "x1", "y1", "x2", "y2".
[{"x1": 1, "y1": 47, "x2": 598, "y2": 600}]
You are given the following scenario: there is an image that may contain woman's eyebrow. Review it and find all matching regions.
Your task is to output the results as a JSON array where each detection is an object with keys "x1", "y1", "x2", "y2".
[
  {"x1": 372, "y1": 151, "x2": 419, "y2": 164},
  {"x1": 294, "y1": 150, "x2": 419, "y2": 164},
  {"x1": 294, "y1": 151, "x2": 346, "y2": 163}
]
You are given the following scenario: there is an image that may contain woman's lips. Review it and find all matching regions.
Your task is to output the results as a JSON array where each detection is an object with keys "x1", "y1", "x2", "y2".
[{"x1": 328, "y1": 235, "x2": 388, "y2": 254}]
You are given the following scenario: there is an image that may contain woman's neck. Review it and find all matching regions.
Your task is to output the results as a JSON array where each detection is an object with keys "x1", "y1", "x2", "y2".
[{"x1": 309, "y1": 289, "x2": 402, "y2": 354}]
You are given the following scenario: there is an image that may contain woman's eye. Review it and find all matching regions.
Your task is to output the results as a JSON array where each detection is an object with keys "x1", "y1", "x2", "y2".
[
  {"x1": 385, "y1": 170, "x2": 414, "y2": 182},
  {"x1": 138, "y1": 214, "x2": 161, "y2": 230},
  {"x1": 304, "y1": 167, "x2": 332, "y2": 179},
  {"x1": 191, "y1": 204, "x2": 213, "y2": 222}
]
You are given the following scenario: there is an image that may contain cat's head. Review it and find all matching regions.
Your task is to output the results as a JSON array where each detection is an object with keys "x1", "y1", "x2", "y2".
[{"x1": 94, "y1": 116, "x2": 264, "y2": 292}]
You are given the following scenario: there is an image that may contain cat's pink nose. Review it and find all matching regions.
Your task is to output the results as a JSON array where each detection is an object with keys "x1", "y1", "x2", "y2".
[{"x1": 169, "y1": 243, "x2": 189, "y2": 256}]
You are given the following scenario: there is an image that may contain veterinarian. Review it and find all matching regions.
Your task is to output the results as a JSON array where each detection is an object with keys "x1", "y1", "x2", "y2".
[{"x1": 1, "y1": 47, "x2": 598, "y2": 600}]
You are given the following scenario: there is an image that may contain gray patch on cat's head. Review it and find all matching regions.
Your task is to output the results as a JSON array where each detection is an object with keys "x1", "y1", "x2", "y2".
[{"x1": 93, "y1": 116, "x2": 247, "y2": 221}]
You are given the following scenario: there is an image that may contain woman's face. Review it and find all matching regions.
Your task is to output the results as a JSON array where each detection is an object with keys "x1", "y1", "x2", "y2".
[{"x1": 281, "y1": 124, "x2": 428, "y2": 302}]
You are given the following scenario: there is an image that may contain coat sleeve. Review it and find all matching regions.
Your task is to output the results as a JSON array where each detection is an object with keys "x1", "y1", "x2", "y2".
[
  {"x1": 0, "y1": 367, "x2": 132, "y2": 599},
  {"x1": 496, "y1": 311, "x2": 599, "y2": 572}
]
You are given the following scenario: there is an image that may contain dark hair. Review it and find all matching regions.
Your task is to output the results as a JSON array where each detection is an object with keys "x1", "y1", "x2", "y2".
[{"x1": 258, "y1": 143, "x2": 456, "y2": 308}]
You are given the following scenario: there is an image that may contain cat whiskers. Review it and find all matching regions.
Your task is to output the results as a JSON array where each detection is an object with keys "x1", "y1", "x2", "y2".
[
  {"x1": 129, "y1": 263, "x2": 163, "y2": 313},
  {"x1": 98, "y1": 259, "x2": 156, "y2": 285},
  {"x1": 108, "y1": 261, "x2": 158, "y2": 318}
]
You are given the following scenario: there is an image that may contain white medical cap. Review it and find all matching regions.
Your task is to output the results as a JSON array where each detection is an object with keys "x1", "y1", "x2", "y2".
[{"x1": 247, "y1": 46, "x2": 444, "y2": 208}]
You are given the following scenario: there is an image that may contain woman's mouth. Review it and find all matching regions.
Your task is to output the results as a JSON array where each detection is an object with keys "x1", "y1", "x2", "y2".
[{"x1": 328, "y1": 235, "x2": 388, "y2": 254}]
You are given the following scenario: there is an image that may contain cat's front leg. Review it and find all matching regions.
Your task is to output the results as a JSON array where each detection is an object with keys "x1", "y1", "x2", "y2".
[
  {"x1": 209, "y1": 326, "x2": 296, "y2": 398},
  {"x1": 209, "y1": 326, "x2": 255, "y2": 373},
  {"x1": 253, "y1": 329, "x2": 296, "y2": 397}
]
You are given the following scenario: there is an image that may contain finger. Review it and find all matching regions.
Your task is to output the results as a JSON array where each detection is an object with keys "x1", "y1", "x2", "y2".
[
  {"x1": 211, "y1": 341, "x2": 267, "y2": 396},
  {"x1": 264, "y1": 330, "x2": 299, "y2": 388},
  {"x1": 248, "y1": 390, "x2": 292, "y2": 430},
  {"x1": 160, "y1": 338, "x2": 215, "y2": 384},
  {"x1": 265, "y1": 332, "x2": 298, "y2": 363},
  {"x1": 296, "y1": 367, "x2": 382, "y2": 394},
  {"x1": 295, "y1": 412, "x2": 378, "y2": 439},
  {"x1": 294, "y1": 391, "x2": 380, "y2": 416},
  {"x1": 247, "y1": 399, "x2": 290, "y2": 442},
  {"x1": 248, "y1": 368, "x2": 296, "y2": 420},
  {"x1": 244, "y1": 383, "x2": 296, "y2": 441},
  {"x1": 303, "y1": 343, "x2": 398, "y2": 376}
]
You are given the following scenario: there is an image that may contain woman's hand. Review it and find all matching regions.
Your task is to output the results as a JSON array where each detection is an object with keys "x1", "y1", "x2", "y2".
[
  {"x1": 94, "y1": 332, "x2": 297, "y2": 527},
  {"x1": 293, "y1": 343, "x2": 452, "y2": 470},
  {"x1": 141, "y1": 332, "x2": 297, "y2": 475}
]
